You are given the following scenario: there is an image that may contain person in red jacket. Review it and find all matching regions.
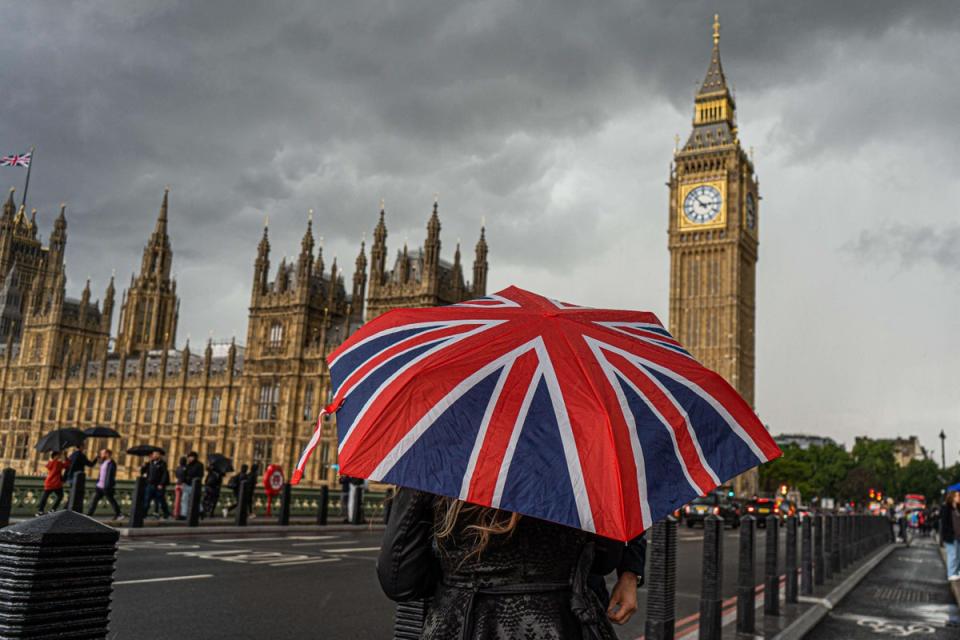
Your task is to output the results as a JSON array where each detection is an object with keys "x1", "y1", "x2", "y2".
[{"x1": 37, "y1": 451, "x2": 68, "y2": 515}]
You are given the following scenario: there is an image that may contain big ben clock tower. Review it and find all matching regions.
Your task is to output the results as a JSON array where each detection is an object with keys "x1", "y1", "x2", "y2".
[{"x1": 668, "y1": 15, "x2": 760, "y2": 496}]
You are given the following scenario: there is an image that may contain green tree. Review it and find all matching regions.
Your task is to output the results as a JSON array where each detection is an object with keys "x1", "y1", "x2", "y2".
[
  {"x1": 895, "y1": 458, "x2": 943, "y2": 503},
  {"x1": 851, "y1": 438, "x2": 897, "y2": 495},
  {"x1": 838, "y1": 466, "x2": 880, "y2": 501},
  {"x1": 759, "y1": 444, "x2": 812, "y2": 495}
]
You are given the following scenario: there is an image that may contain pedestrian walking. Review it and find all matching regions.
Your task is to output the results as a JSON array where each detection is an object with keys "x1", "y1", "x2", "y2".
[
  {"x1": 86, "y1": 449, "x2": 122, "y2": 519},
  {"x1": 202, "y1": 464, "x2": 223, "y2": 518},
  {"x1": 65, "y1": 445, "x2": 95, "y2": 489},
  {"x1": 180, "y1": 452, "x2": 204, "y2": 519},
  {"x1": 940, "y1": 490, "x2": 960, "y2": 581},
  {"x1": 225, "y1": 464, "x2": 249, "y2": 516},
  {"x1": 37, "y1": 451, "x2": 68, "y2": 515},
  {"x1": 173, "y1": 456, "x2": 187, "y2": 520},
  {"x1": 587, "y1": 533, "x2": 646, "y2": 624},
  {"x1": 378, "y1": 489, "x2": 628, "y2": 639},
  {"x1": 140, "y1": 450, "x2": 170, "y2": 519}
]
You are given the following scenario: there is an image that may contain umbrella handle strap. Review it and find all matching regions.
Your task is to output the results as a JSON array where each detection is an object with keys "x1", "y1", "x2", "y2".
[{"x1": 292, "y1": 409, "x2": 327, "y2": 485}]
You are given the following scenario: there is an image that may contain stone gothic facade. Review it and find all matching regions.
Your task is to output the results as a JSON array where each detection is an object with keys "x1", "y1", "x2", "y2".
[{"x1": 0, "y1": 190, "x2": 488, "y2": 486}]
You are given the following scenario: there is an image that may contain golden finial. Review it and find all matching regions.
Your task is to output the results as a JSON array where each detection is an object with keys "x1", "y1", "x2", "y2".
[
  {"x1": 318, "y1": 235, "x2": 324, "y2": 248},
  {"x1": 164, "y1": 184, "x2": 170, "y2": 193},
  {"x1": 264, "y1": 214, "x2": 269, "y2": 228},
  {"x1": 308, "y1": 208, "x2": 314, "y2": 222},
  {"x1": 480, "y1": 215, "x2": 486, "y2": 228},
  {"x1": 379, "y1": 198, "x2": 385, "y2": 210},
  {"x1": 433, "y1": 192, "x2": 439, "y2": 204},
  {"x1": 713, "y1": 14, "x2": 720, "y2": 45}
]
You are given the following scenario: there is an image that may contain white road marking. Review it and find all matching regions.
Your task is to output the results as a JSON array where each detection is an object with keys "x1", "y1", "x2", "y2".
[
  {"x1": 210, "y1": 536, "x2": 338, "y2": 543},
  {"x1": 269, "y1": 558, "x2": 341, "y2": 567},
  {"x1": 115, "y1": 574, "x2": 213, "y2": 585},
  {"x1": 318, "y1": 547, "x2": 381, "y2": 553}
]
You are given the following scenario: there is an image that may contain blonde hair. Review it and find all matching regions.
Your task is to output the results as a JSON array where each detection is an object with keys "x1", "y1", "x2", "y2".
[{"x1": 434, "y1": 497, "x2": 521, "y2": 563}]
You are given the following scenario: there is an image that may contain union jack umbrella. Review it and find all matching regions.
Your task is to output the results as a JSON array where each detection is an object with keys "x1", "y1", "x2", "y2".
[{"x1": 293, "y1": 286, "x2": 781, "y2": 541}]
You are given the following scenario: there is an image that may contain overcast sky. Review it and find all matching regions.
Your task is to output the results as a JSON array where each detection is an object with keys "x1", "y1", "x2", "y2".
[{"x1": 2, "y1": 1, "x2": 957, "y2": 462}]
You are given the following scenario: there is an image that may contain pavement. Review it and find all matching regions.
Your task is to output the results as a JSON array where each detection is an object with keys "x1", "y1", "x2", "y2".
[
  {"x1": 108, "y1": 521, "x2": 775, "y2": 639},
  {"x1": 805, "y1": 537, "x2": 960, "y2": 639}
]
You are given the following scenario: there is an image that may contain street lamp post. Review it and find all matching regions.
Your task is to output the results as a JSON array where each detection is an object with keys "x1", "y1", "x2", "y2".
[{"x1": 940, "y1": 430, "x2": 946, "y2": 470}]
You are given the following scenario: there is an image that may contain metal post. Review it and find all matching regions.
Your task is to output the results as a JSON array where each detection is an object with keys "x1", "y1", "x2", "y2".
[
  {"x1": 0, "y1": 468, "x2": 15, "y2": 528},
  {"x1": 317, "y1": 485, "x2": 329, "y2": 525},
  {"x1": 764, "y1": 515, "x2": 780, "y2": 615},
  {"x1": 0, "y1": 511, "x2": 118, "y2": 637},
  {"x1": 823, "y1": 514, "x2": 832, "y2": 581},
  {"x1": 383, "y1": 488, "x2": 395, "y2": 525},
  {"x1": 814, "y1": 514, "x2": 825, "y2": 585},
  {"x1": 785, "y1": 516, "x2": 798, "y2": 604},
  {"x1": 699, "y1": 514, "x2": 724, "y2": 639},
  {"x1": 130, "y1": 477, "x2": 147, "y2": 529},
  {"x1": 350, "y1": 485, "x2": 365, "y2": 524},
  {"x1": 841, "y1": 516, "x2": 850, "y2": 568},
  {"x1": 279, "y1": 483, "x2": 291, "y2": 526},
  {"x1": 235, "y1": 479, "x2": 249, "y2": 527},
  {"x1": 187, "y1": 478, "x2": 202, "y2": 527},
  {"x1": 831, "y1": 514, "x2": 840, "y2": 575},
  {"x1": 801, "y1": 515, "x2": 813, "y2": 595},
  {"x1": 68, "y1": 471, "x2": 86, "y2": 512},
  {"x1": 736, "y1": 514, "x2": 756, "y2": 634},
  {"x1": 644, "y1": 516, "x2": 677, "y2": 640}
]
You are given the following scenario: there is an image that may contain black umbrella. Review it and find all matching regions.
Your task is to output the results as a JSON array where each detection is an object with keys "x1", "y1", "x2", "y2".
[
  {"x1": 84, "y1": 426, "x2": 121, "y2": 438},
  {"x1": 126, "y1": 444, "x2": 165, "y2": 456},
  {"x1": 35, "y1": 428, "x2": 86, "y2": 453},
  {"x1": 207, "y1": 453, "x2": 234, "y2": 474}
]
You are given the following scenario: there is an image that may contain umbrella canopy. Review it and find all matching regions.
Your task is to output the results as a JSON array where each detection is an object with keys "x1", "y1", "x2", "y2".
[
  {"x1": 83, "y1": 426, "x2": 121, "y2": 438},
  {"x1": 293, "y1": 286, "x2": 781, "y2": 541},
  {"x1": 126, "y1": 444, "x2": 165, "y2": 457},
  {"x1": 947, "y1": 482, "x2": 960, "y2": 492},
  {"x1": 207, "y1": 454, "x2": 234, "y2": 474},
  {"x1": 35, "y1": 428, "x2": 86, "y2": 453}
]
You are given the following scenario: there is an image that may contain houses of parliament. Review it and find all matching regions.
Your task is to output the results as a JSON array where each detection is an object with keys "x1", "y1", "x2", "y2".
[{"x1": 0, "y1": 188, "x2": 488, "y2": 485}]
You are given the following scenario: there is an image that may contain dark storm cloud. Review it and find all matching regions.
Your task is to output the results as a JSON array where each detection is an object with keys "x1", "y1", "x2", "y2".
[
  {"x1": 0, "y1": 0, "x2": 957, "y2": 338},
  {"x1": 845, "y1": 224, "x2": 960, "y2": 273}
]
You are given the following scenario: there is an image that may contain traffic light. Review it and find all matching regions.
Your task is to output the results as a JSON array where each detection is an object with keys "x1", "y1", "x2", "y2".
[
  {"x1": 868, "y1": 488, "x2": 875, "y2": 499},
  {"x1": 779, "y1": 484, "x2": 788, "y2": 496},
  {"x1": 727, "y1": 490, "x2": 735, "y2": 498}
]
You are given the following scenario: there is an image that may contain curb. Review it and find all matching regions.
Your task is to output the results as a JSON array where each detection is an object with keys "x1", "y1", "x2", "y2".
[
  {"x1": 771, "y1": 543, "x2": 899, "y2": 640},
  {"x1": 117, "y1": 523, "x2": 386, "y2": 538}
]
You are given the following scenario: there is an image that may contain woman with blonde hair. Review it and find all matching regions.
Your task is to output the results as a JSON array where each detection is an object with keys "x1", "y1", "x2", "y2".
[
  {"x1": 377, "y1": 488, "x2": 641, "y2": 639},
  {"x1": 941, "y1": 490, "x2": 960, "y2": 581}
]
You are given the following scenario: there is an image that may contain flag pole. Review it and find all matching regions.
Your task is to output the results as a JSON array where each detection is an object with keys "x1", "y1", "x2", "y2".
[{"x1": 20, "y1": 147, "x2": 34, "y2": 209}]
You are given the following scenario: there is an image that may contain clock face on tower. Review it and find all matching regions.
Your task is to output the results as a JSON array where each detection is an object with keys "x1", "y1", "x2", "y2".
[{"x1": 682, "y1": 185, "x2": 723, "y2": 224}]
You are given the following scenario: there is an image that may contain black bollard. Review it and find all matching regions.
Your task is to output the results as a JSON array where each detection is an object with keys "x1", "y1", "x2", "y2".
[
  {"x1": 764, "y1": 515, "x2": 780, "y2": 615},
  {"x1": 699, "y1": 514, "x2": 724, "y2": 640},
  {"x1": 235, "y1": 479, "x2": 249, "y2": 527},
  {"x1": 823, "y1": 514, "x2": 833, "y2": 581},
  {"x1": 393, "y1": 599, "x2": 429, "y2": 640},
  {"x1": 130, "y1": 477, "x2": 147, "y2": 529},
  {"x1": 814, "y1": 514, "x2": 825, "y2": 586},
  {"x1": 279, "y1": 483, "x2": 291, "y2": 526},
  {"x1": 317, "y1": 485, "x2": 329, "y2": 525},
  {"x1": 736, "y1": 515, "x2": 757, "y2": 634},
  {"x1": 831, "y1": 514, "x2": 841, "y2": 575},
  {"x1": 801, "y1": 515, "x2": 813, "y2": 595},
  {"x1": 68, "y1": 471, "x2": 87, "y2": 512},
  {"x1": 644, "y1": 516, "x2": 677, "y2": 640},
  {"x1": 0, "y1": 468, "x2": 15, "y2": 528},
  {"x1": 187, "y1": 478, "x2": 202, "y2": 527},
  {"x1": 350, "y1": 485, "x2": 365, "y2": 524},
  {"x1": 0, "y1": 511, "x2": 119, "y2": 637},
  {"x1": 383, "y1": 488, "x2": 395, "y2": 525},
  {"x1": 785, "y1": 516, "x2": 798, "y2": 604}
]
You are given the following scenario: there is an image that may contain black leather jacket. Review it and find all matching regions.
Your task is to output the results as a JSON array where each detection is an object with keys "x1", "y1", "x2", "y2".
[{"x1": 377, "y1": 489, "x2": 628, "y2": 640}]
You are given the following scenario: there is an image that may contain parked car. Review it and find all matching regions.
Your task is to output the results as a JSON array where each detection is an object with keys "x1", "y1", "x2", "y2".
[
  {"x1": 744, "y1": 497, "x2": 776, "y2": 527},
  {"x1": 684, "y1": 493, "x2": 741, "y2": 528}
]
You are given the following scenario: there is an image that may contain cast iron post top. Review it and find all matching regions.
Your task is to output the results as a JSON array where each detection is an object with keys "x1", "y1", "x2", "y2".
[{"x1": 0, "y1": 510, "x2": 119, "y2": 546}]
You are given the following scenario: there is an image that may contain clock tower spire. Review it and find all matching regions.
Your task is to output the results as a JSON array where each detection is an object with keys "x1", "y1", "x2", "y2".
[{"x1": 667, "y1": 15, "x2": 760, "y2": 497}]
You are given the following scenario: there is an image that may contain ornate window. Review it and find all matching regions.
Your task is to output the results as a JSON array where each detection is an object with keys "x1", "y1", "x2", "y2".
[
  {"x1": 19, "y1": 391, "x2": 35, "y2": 420},
  {"x1": 103, "y1": 391, "x2": 115, "y2": 422},
  {"x1": 257, "y1": 383, "x2": 279, "y2": 421},
  {"x1": 252, "y1": 438, "x2": 274, "y2": 468},
  {"x1": 210, "y1": 393, "x2": 221, "y2": 425},
  {"x1": 143, "y1": 392, "x2": 155, "y2": 423},
  {"x1": 47, "y1": 392, "x2": 59, "y2": 421},
  {"x1": 268, "y1": 321, "x2": 284, "y2": 349},
  {"x1": 165, "y1": 393, "x2": 177, "y2": 424},
  {"x1": 13, "y1": 434, "x2": 29, "y2": 459},
  {"x1": 187, "y1": 391, "x2": 198, "y2": 424},
  {"x1": 303, "y1": 384, "x2": 314, "y2": 421},
  {"x1": 66, "y1": 392, "x2": 77, "y2": 422},
  {"x1": 84, "y1": 393, "x2": 95, "y2": 421},
  {"x1": 123, "y1": 393, "x2": 134, "y2": 422}
]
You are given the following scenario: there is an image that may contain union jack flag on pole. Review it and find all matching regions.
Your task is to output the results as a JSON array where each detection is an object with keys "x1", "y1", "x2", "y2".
[
  {"x1": 294, "y1": 286, "x2": 780, "y2": 541},
  {"x1": 0, "y1": 152, "x2": 31, "y2": 168}
]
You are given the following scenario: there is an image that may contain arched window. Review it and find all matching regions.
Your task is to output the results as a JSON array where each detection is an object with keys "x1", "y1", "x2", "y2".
[{"x1": 268, "y1": 321, "x2": 284, "y2": 349}]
